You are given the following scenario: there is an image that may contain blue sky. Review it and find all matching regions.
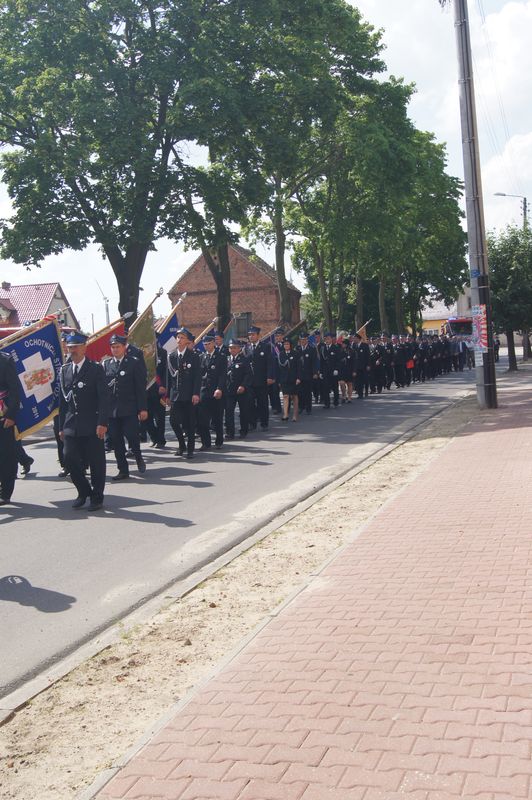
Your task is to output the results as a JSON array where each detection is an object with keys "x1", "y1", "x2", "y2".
[{"x1": 1, "y1": 0, "x2": 530, "y2": 331}]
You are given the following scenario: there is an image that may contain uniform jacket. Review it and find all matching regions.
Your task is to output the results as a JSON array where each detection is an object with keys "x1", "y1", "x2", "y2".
[
  {"x1": 279, "y1": 349, "x2": 302, "y2": 385},
  {"x1": 226, "y1": 352, "x2": 252, "y2": 396},
  {"x1": 0, "y1": 351, "x2": 20, "y2": 421},
  {"x1": 247, "y1": 341, "x2": 274, "y2": 386},
  {"x1": 168, "y1": 348, "x2": 202, "y2": 402},
  {"x1": 354, "y1": 341, "x2": 371, "y2": 370},
  {"x1": 320, "y1": 343, "x2": 342, "y2": 377},
  {"x1": 59, "y1": 359, "x2": 110, "y2": 436},
  {"x1": 200, "y1": 348, "x2": 227, "y2": 401},
  {"x1": 103, "y1": 354, "x2": 147, "y2": 417},
  {"x1": 296, "y1": 344, "x2": 319, "y2": 380}
]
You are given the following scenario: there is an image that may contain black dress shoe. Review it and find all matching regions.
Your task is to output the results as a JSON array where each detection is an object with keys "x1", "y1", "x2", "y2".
[
  {"x1": 0, "y1": 498, "x2": 10, "y2": 506},
  {"x1": 87, "y1": 500, "x2": 103, "y2": 512},
  {"x1": 136, "y1": 456, "x2": 147, "y2": 473},
  {"x1": 215, "y1": 442, "x2": 223, "y2": 449},
  {"x1": 21, "y1": 457, "x2": 34, "y2": 476},
  {"x1": 58, "y1": 468, "x2": 69, "y2": 478},
  {"x1": 186, "y1": 452, "x2": 194, "y2": 459},
  {"x1": 111, "y1": 472, "x2": 130, "y2": 482},
  {"x1": 175, "y1": 447, "x2": 186, "y2": 456},
  {"x1": 199, "y1": 444, "x2": 211, "y2": 451},
  {"x1": 72, "y1": 496, "x2": 87, "y2": 509}
]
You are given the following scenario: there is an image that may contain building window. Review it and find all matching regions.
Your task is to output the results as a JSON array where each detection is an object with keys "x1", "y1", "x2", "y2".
[{"x1": 235, "y1": 312, "x2": 252, "y2": 338}]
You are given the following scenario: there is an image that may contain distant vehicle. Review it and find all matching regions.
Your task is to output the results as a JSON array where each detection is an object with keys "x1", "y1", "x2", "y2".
[{"x1": 441, "y1": 317, "x2": 473, "y2": 337}]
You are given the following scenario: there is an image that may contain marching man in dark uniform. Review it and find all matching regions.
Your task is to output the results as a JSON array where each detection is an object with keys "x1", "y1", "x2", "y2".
[
  {"x1": 321, "y1": 332, "x2": 341, "y2": 408},
  {"x1": 103, "y1": 333, "x2": 148, "y2": 481},
  {"x1": 296, "y1": 331, "x2": 319, "y2": 414},
  {"x1": 0, "y1": 349, "x2": 21, "y2": 505},
  {"x1": 198, "y1": 333, "x2": 227, "y2": 450},
  {"x1": 352, "y1": 333, "x2": 371, "y2": 399},
  {"x1": 59, "y1": 332, "x2": 110, "y2": 511},
  {"x1": 168, "y1": 328, "x2": 201, "y2": 458},
  {"x1": 144, "y1": 343, "x2": 168, "y2": 449},
  {"x1": 246, "y1": 325, "x2": 274, "y2": 431},
  {"x1": 225, "y1": 339, "x2": 252, "y2": 439},
  {"x1": 214, "y1": 330, "x2": 229, "y2": 358}
]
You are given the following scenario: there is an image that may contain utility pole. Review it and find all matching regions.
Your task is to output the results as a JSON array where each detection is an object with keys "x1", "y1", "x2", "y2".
[
  {"x1": 95, "y1": 279, "x2": 110, "y2": 326},
  {"x1": 494, "y1": 192, "x2": 528, "y2": 229},
  {"x1": 439, "y1": 0, "x2": 497, "y2": 408}
]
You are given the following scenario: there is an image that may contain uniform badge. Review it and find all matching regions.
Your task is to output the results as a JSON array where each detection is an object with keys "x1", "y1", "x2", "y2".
[
  {"x1": 77, "y1": 381, "x2": 84, "y2": 388},
  {"x1": 119, "y1": 370, "x2": 125, "y2": 376}
]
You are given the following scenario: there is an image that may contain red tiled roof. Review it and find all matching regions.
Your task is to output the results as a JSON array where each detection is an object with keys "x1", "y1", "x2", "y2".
[{"x1": 0, "y1": 283, "x2": 60, "y2": 326}]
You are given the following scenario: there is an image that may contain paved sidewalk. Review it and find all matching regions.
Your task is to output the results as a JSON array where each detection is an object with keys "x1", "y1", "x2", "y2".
[{"x1": 94, "y1": 383, "x2": 532, "y2": 800}]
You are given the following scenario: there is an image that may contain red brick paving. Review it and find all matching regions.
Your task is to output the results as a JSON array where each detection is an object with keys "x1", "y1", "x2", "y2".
[{"x1": 96, "y1": 386, "x2": 532, "y2": 799}]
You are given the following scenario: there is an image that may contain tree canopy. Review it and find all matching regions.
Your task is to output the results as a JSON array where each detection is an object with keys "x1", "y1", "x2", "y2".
[{"x1": 0, "y1": 0, "x2": 467, "y2": 329}]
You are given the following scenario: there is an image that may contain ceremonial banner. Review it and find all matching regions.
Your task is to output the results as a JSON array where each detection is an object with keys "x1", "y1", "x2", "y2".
[
  {"x1": 86, "y1": 319, "x2": 125, "y2": 363},
  {"x1": 156, "y1": 311, "x2": 179, "y2": 355},
  {"x1": 0, "y1": 319, "x2": 63, "y2": 440},
  {"x1": 129, "y1": 304, "x2": 157, "y2": 386}
]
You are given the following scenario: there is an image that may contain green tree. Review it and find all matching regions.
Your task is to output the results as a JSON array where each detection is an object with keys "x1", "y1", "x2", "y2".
[
  {"x1": 487, "y1": 225, "x2": 532, "y2": 371},
  {"x1": 0, "y1": 0, "x2": 198, "y2": 315},
  {"x1": 244, "y1": 0, "x2": 385, "y2": 324}
]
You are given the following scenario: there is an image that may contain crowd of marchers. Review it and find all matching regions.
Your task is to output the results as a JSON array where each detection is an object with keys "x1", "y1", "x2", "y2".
[{"x1": 0, "y1": 326, "x2": 474, "y2": 511}]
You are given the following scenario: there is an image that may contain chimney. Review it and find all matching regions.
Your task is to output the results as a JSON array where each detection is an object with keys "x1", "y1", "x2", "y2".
[{"x1": 1, "y1": 281, "x2": 11, "y2": 291}]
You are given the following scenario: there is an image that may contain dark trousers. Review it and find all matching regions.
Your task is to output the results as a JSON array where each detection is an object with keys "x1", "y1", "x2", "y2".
[
  {"x1": 108, "y1": 415, "x2": 141, "y2": 474},
  {"x1": 225, "y1": 393, "x2": 249, "y2": 437},
  {"x1": 354, "y1": 369, "x2": 367, "y2": 398},
  {"x1": 385, "y1": 365, "x2": 394, "y2": 389},
  {"x1": 53, "y1": 415, "x2": 65, "y2": 467},
  {"x1": 268, "y1": 381, "x2": 282, "y2": 413},
  {"x1": 170, "y1": 400, "x2": 196, "y2": 455},
  {"x1": 298, "y1": 380, "x2": 313, "y2": 413},
  {"x1": 249, "y1": 384, "x2": 269, "y2": 428},
  {"x1": 322, "y1": 375, "x2": 339, "y2": 407},
  {"x1": 198, "y1": 397, "x2": 224, "y2": 447},
  {"x1": 371, "y1": 366, "x2": 385, "y2": 393},
  {"x1": 394, "y1": 364, "x2": 406, "y2": 387},
  {"x1": 312, "y1": 376, "x2": 321, "y2": 403},
  {"x1": 63, "y1": 433, "x2": 106, "y2": 502},
  {"x1": 145, "y1": 390, "x2": 167, "y2": 446},
  {"x1": 0, "y1": 423, "x2": 17, "y2": 501}
]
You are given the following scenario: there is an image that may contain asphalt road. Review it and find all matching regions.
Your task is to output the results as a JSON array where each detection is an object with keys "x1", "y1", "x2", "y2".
[{"x1": 1, "y1": 368, "x2": 478, "y2": 698}]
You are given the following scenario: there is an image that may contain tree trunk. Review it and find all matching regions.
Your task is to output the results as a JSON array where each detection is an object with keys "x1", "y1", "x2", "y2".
[
  {"x1": 105, "y1": 243, "x2": 149, "y2": 323},
  {"x1": 311, "y1": 241, "x2": 333, "y2": 332},
  {"x1": 215, "y1": 243, "x2": 232, "y2": 331},
  {"x1": 506, "y1": 329, "x2": 518, "y2": 371},
  {"x1": 394, "y1": 269, "x2": 406, "y2": 333},
  {"x1": 378, "y1": 277, "x2": 389, "y2": 334},
  {"x1": 522, "y1": 329, "x2": 531, "y2": 360},
  {"x1": 355, "y1": 268, "x2": 364, "y2": 331},
  {"x1": 336, "y1": 256, "x2": 345, "y2": 330},
  {"x1": 273, "y1": 182, "x2": 292, "y2": 324}
]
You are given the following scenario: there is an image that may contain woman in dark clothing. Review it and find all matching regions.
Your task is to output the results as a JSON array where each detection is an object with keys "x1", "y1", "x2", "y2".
[{"x1": 279, "y1": 338, "x2": 302, "y2": 422}]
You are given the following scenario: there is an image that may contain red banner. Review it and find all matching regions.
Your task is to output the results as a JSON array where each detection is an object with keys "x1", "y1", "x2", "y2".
[{"x1": 86, "y1": 320, "x2": 125, "y2": 362}]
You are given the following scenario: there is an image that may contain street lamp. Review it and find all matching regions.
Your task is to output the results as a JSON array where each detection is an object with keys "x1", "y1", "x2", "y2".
[{"x1": 494, "y1": 192, "x2": 528, "y2": 228}]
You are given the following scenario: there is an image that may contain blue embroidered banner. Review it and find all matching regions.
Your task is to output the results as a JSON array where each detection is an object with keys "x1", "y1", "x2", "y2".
[{"x1": 0, "y1": 320, "x2": 63, "y2": 439}]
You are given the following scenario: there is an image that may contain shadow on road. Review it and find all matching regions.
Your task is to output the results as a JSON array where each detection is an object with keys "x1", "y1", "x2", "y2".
[
  {"x1": 0, "y1": 498, "x2": 194, "y2": 529},
  {"x1": 0, "y1": 575, "x2": 76, "y2": 613}
]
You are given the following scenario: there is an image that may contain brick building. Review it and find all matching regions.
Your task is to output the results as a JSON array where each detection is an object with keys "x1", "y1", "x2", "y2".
[{"x1": 167, "y1": 244, "x2": 301, "y2": 337}]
